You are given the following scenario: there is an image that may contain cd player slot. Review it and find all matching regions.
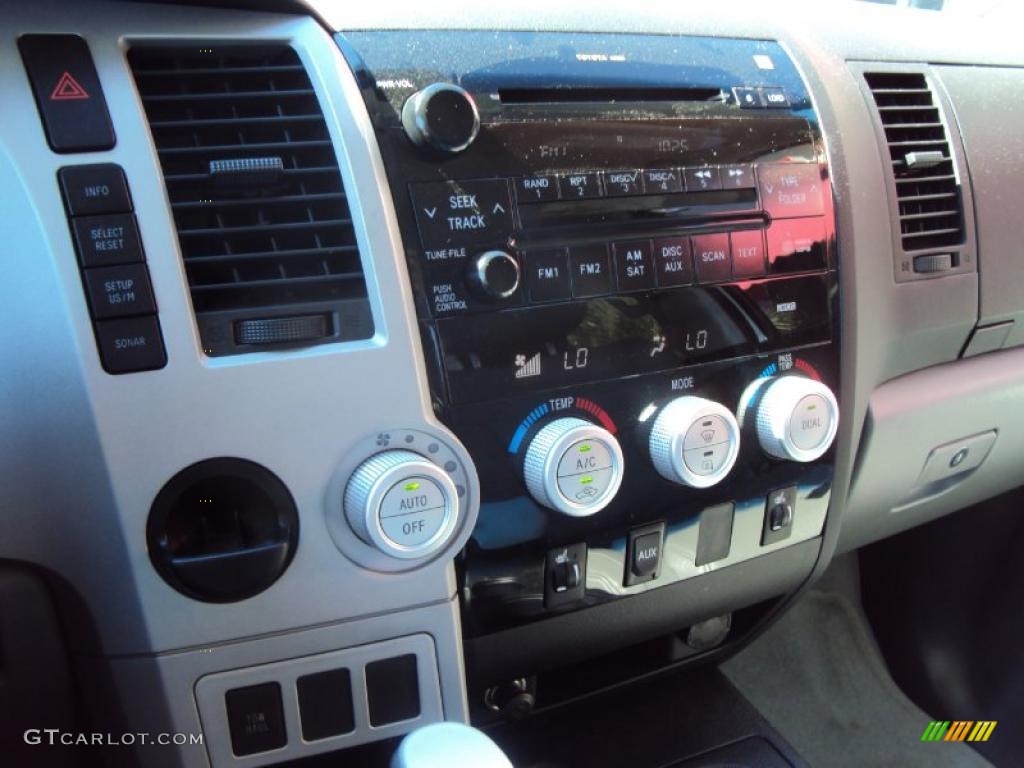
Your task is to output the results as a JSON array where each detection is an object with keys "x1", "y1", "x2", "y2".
[
  {"x1": 514, "y1": 191, "x2": 763, "y2": 246},
  {"x1": 497, "y1": 87, "x2": 724, "y2": 105}
]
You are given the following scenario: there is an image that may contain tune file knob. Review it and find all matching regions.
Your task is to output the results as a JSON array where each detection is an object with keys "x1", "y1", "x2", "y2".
[
  {"x1": 744, "y1": 376, "x2": 839, "y2": 462},
  {"x1": 344, "y1": 450, "x2": 460, "y2": 559},
  {"x1": 522, "y1": 418, "x2": 624, "y2": 517},
  {"x1": 466, "y1": 250, "x2": 521, "y2": 300},
  {"x1": 401, "y1": 82, "x2": 480, "y2": 154},
  {"x1": 648, "y1": 396, "x2": 741, "y2": 488}
]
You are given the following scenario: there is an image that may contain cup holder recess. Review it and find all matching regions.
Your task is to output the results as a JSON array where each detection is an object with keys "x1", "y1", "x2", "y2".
[{"x1": 147, "y1": 458, "x2": 299, "y2": 603}]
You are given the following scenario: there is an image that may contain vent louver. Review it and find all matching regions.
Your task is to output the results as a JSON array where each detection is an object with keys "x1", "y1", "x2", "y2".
[
  {"x1": 128, "y1": 45, "x2": 373, "y2": 356},
  {"x1": 864, "y1": 71, "x2": 964, "y2": 252}
]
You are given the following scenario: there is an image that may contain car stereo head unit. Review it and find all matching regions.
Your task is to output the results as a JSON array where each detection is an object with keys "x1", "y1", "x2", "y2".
[{"x1": 344, "y1": 30, "x2": 838, "y2": 679}]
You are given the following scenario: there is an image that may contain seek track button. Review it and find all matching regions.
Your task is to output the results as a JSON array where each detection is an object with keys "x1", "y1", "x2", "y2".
[{"x1": 410, "y1": 178, "x2": 513, "y2": 249}]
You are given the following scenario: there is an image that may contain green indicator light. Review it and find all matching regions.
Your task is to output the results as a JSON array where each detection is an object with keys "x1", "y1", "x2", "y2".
[
  {"x1": 580, "y1": 475, "x2": 593, "y2": 485},
  {"x1": 403, "y1": 481, "x2": 421, "y2": 491},
  {"x1": 579, "y1": 444, "x2": 591, "y2": 453},
  {"x1": 807, "y1": 404, "x2": 817, "y2": 411}
]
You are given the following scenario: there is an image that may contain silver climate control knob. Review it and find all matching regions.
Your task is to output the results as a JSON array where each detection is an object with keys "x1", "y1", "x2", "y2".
[
  {"x1": 344, "y1": 450, "x2": 459, "y2": 560},
  {"x1": 744, "y1": 376, "x2": 839, "y2": 462},
  {"x1": 523, "y1": 418, "x2": 624, "y2": 517},
  {"x1": 648, "y1": 396, "x2": 741, "y2": 488},
  {"x1": 401, "y1": 82, "x2": 480, "y2": 154}
]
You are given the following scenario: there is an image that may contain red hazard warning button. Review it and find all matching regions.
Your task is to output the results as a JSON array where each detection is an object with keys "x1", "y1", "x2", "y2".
[
  {"x1": 18, "y1": 34, "x2": 115, "y2": 152},
  {"x1": 50, "y1": 71, "x2": 91, "y2": 101}
]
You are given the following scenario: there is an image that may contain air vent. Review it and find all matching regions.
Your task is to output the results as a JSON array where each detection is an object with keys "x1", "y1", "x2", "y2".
[
  {"x1": 128, "y1": 45, "x2": 373, "y2": 356},
  {"x1": 864, "y1": 71, "x2": 964, "y2": 252}
]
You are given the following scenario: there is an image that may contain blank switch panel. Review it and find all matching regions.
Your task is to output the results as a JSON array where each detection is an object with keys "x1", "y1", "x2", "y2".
[{"x1": 195, "y1": 634, "x2": 442, "y2": 767}]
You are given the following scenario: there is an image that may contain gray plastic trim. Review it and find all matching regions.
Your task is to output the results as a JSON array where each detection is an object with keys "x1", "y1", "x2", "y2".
[
  {"x1": 195, "y1": 634, "x2": 442, "y2": 767},
  {"x1": 842, "y1": 346, "x2": 1024, "y2": 553}
]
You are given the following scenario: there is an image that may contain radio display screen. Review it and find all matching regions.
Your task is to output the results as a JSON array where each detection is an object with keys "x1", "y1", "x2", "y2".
[{"x1": 437, "y1": 276, "x2": 830, "y2": 404}]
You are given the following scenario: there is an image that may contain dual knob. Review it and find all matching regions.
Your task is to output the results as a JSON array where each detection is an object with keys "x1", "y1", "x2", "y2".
[{"x1": 521, "y1": 376, "x2": 838, "y2": 517}]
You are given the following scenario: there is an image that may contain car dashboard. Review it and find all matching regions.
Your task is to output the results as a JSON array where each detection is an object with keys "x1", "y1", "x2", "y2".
[{"x1": 2, "y1": 1, "x2": 1024, "y2": 766}]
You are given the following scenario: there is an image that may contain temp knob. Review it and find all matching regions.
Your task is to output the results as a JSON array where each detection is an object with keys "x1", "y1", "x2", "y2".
[
  {"x1": 466, "y1": 250, "x2": 521, "y2": 301},
  {"x1": 344, "y1": 450, "x2": 459, "y2": 559},
  {"x1": 648, "y1": 396, "x2": 741, "y2": 488},
  {"x1": 401, "y1": 83, "x2": 480, "y2": 154},
  {"x1": 744, "y1": 376, "x2": 839, "y2": 462},
  {"x1": 523, "y1": 418, "x2": 624, "y2": 517}
]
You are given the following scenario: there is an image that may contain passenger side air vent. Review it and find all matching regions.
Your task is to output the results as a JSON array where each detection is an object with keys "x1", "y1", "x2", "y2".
[
  {"x1": 128, "y1": 45, "x2": 373, "y2": 356},
  {"x1": 863, "y1": 71, "x2": 964, "y2": 253}
]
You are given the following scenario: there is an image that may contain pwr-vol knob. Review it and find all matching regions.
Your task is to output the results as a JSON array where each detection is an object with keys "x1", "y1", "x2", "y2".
[
  {"x1": 648, "y1": 397, "x2": 741, "y2": 488},
  {"x1": 741, "y1": 376, "x2": 839, "y2": 462},
  {"x1": 344, "y1": 450, "x2": 459, "y2": 559},
  {"x1": 401, "y1": 83, "x2": 480, "y2": 154},
  {"x1": 522, "y1": 418, "x2": 624, "y2": 517}
]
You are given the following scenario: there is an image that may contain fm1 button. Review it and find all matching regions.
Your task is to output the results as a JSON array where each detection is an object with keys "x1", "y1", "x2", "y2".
[{"x1": 625, "y1": 524, "x2": 664, "y2": 586}]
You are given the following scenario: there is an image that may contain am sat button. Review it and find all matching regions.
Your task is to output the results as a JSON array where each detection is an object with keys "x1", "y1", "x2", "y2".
[
  {"x1": 612, "y1": 240, "x2": 656, "y2": 291},
  {"x1": 94, "y1": 316, "x2": 166, "y2": 374}
]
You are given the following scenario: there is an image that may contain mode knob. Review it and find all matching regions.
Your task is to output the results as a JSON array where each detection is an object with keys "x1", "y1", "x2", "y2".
[
  {"x1": 522, "y1": 418, "x2": 624, "y2": 517},
  {"x1": 466, "y1": 250, "x2": 521, "y2": 301},
  {"x1": 648, "y1": 396, "x2": 741, "y2": 488},
  {"x1": 344, "y1": 450, "x2": 459, "y2": 559},
  {"x1": 401, "y1": 82, "x2": 480, "y2": 154},
  {"x1": 742, "y1": 376, "x2": 839, "y2": 462}
]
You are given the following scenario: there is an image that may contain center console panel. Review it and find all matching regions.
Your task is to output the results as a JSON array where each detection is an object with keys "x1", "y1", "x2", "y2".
[{"x1": 345, "y1": 30, "x2": 841, "y2": 680}]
